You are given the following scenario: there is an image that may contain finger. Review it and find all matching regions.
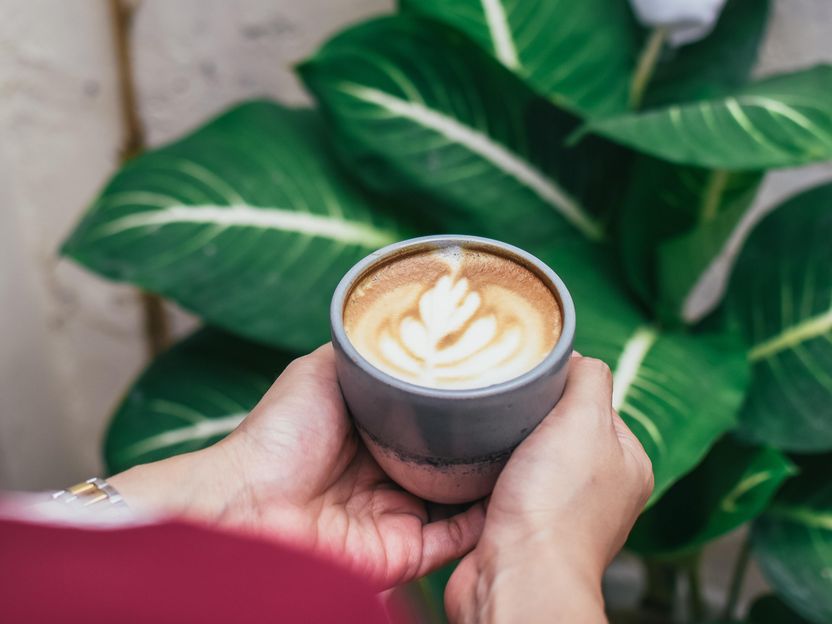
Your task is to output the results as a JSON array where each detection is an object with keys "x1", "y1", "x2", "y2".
[
  {"x1": 611, "y1": 410, "x2": 649, "y2": 463},
  {"x1": 280, "y1": 343, "x2": 338, "y2": 385},
  {"x1": 611, "y1": 410, "x2": 654, "y2": 504},
  {"x1": 260, "y1": 343, "x2": 341, "y2": 407},
  {"x1": 532, "y1": 356, "x2": 614, "y2": 434},
  {"x1": 425, "y1": 502, "x2": 468, "y2": 522},
  {"x1": 559, "y1": 356, "x2": 614, "y2": 413},
  {"x1": 610, "y1": 410, "x2": 633, "y2": 440},
  {"x1": 520, "y1": 356, "x2": 616, "y2": 455},
  {"x1": 417, "y1": 500, "x2": 486, "y2": 578},
  {"x1": 610, "y1": 409, "x2": 646, "y2": 464}
]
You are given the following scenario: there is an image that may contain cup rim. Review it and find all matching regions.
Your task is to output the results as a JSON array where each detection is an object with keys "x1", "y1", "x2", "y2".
[{"x1": 330, "y1": 234, "x2": 576, "y2": 400}]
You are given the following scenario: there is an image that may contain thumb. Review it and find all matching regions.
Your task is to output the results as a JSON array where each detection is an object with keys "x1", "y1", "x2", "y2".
[{"x1": 416, "y1": 500, "x2": 487, "y2": 579}]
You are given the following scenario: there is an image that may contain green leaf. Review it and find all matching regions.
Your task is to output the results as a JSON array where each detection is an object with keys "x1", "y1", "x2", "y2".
[
  {"x1": 618, "y1": 157, "x2": 763, "y2": 322},
  {"x1": 63, "y1": 102, "x2": 405, "y2": 352},
  {"x1": 752, "y1": 462, "x2": 832, "y2": 623},
  {"x1": 628, "y1": 437, "x2": 794, "y2": 557},
  {"x1": 746, "y1": 594, "x2": 814, "y2": 624},
  {"x1": 643, "y1": 0, "x2": 771, "y2": 107},
  {"x1": 727, "y1": 184, "x2": 832, "y2": 451},
  {"x1": 415, "y1": 561, "x2": 456, "y2": 624},
  {"x1": 299, "y1": 15, "x2": 627, "y2": 249},
  {"x1": 532, "y1": 244, "x2": 751, "y2": 502},
  {"x1": 400, "y1": 0, "x2": 639, "y2": 117},
  {"x1": 585, "y1": 65, "x2": 832, "y2": 169},
  {"x1": 105, "y1": 328, "x2": 295, "y2": 473}
]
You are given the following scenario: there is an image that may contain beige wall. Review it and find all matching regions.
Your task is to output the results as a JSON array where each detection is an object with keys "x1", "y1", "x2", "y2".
[
  {"x1": 0, "y1": 0, "x2": 390, "y2": 490},
  {"x1": 0, "y1": 2, "x2": 144, "y2": 490},
  {"x1": 0, "y1": 0, "x2": 830, "y2": 492}
]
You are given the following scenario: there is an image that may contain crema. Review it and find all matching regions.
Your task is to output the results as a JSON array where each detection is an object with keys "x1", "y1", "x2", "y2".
[{"x1": 343, "y1": 245, "x2": 562, "y2": 389}]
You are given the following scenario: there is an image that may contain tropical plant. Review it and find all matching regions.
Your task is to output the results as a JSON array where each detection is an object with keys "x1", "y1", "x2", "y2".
[{"x1": 62, "y1": 1, "x2": 831, "y2": 621}]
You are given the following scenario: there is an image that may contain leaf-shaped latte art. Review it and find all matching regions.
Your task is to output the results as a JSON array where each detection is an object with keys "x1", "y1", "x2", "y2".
[
  {"x1": 379, "y1": 274, "x2": 526, "y2": 386},
  {"x1": 343, "y1": 247, "x2": 561, "y2": 389}
]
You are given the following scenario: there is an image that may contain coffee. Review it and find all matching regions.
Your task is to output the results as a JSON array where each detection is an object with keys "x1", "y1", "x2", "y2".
[{"x1": 343, "y1": 245, "x2": 562, "y2": 389}]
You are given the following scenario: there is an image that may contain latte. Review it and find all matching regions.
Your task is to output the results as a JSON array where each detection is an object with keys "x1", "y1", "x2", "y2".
[{"x1": 343, "y1": 245, "x2": 562, "y2": 390}]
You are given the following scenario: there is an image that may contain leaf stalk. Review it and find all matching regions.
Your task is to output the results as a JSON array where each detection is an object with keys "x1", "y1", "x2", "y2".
[
  {"x1": 629, "y1": 27, "x2": 668, "y2": 110},
  {"x1": 722, "y1": 535, "x2": 751, "y2": 620},
  {"x1": 109, "y1": 0, "x2": 171, "y2": 356},
  {"x1": 700, "y1": 170, "x2": 731, "y2": 223}
]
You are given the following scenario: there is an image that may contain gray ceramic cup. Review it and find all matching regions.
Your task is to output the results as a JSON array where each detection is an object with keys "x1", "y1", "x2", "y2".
[{"x1": 330, "y1": 235, "x2": 575, "y2": 503}]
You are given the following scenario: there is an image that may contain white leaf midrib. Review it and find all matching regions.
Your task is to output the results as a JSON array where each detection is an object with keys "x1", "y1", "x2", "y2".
[
  {"x1": 749, "y1": 306, "x2": 832, "y2": 362},
  {"x1": 118, "y1": 413, "x2": 247, "y2": 462},
  {"x1": 612, "y1": 325, "x2": 659, "y2": 412},
  {"x1": 338, "y1": 83, "x2": 604, "y2": 241},
  {"x1": 681, "y1": 185, "x2": 768, "y2": 323},
  {"x1": 481, "y1": 0, "x2": 520, "y2": 69},
  {"x1": 721, "y1": 469, "x2": 779, "y2": 513},
  {"x1": 91, "y1": 203, "x2": 397, "y2": 247},
  {"x1": 768, "y1": 505, "x2": 832, "y2": 531}
]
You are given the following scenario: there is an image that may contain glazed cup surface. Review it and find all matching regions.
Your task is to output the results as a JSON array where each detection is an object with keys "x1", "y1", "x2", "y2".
[{"x1": 330, "y1": 235, "x2": 575, "y2": 503}]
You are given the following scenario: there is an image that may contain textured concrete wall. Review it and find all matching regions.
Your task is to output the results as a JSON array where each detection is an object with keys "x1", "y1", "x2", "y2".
[
  {"x1": 0, "y1": 0, "x2": 829, "y2": 495},
  {"x1": 132, "y1": 0, "x2": 391, "y2": 147},
  {"x1": 0, "y1": 0, "x2": 390, "y2": 490},
  {"x1": 0, "y1": 2, "x2": 145, "y2": 489}
]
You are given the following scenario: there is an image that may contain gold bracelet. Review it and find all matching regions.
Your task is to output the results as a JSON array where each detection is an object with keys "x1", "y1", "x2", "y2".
[{"x1": 51, "y1": 477, "x2": 128, "y2": 514}]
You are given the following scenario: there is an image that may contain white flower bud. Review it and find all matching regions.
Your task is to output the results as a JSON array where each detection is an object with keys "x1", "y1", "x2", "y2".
[{"x1": 629, "y1": 0, "x2": 729, "y2": 46}]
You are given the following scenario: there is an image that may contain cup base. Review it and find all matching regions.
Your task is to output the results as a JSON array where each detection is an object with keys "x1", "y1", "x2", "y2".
[{"x1": 359, "y1": 430, "x2": 506, "y2": 504}]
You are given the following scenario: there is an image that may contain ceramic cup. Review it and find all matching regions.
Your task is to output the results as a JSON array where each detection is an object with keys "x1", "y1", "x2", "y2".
[{"x1": 330, "y1": 235, "x2": 575, "y2": 503}]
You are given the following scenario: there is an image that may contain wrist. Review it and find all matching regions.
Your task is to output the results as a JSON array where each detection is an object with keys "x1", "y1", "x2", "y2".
[
  {"x1": 460, "y1": 531, "x2": 606, "y2": 624},
  {"x1": 109, "y1": 444, "x2": 244, "y2": 523}
]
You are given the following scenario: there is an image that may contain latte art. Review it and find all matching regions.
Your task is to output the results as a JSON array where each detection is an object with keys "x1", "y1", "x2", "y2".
[{"x1": 344, "y1": 246, "x2": 562, "y2": 389}]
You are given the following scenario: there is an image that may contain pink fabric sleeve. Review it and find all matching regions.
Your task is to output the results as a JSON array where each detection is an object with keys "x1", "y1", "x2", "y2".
[{"x1": 0, "y1": 518, "x2": 394, "y2": 623}]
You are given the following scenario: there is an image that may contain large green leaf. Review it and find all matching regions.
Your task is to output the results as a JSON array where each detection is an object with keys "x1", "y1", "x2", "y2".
[
  {"x1": 415, "y1": 561, "x2": 456, "y2": 624},
  {"x1": 105, "y1": 328, "x2": 295, "y2": 474},
  {"x1": 643, "y1": 0, "x2": 770, "y2": 107},
  {"x1": 618, "y1": 156, "x2": 762, "y2": 322},
  {"x1": 400, "y1": 0, "x2": 639, "y2": 117},
  {"x1": 63, "y1": 102, "x2": 405, "y2": 352},
  {"x1": 727, "y1": 184, "x2": 832, "y2": 451},
  {"x1": 628, "y1": 437, "x2": 794, "y2": 557},
  {"x1": 532, "y1": 244, "x2": 751, "y2": 502},
  {"x1": 753, "y1": 462, "x2": 832, "y2": 623},
  {"x1": 585, "y1": 65, "x2": 832, "y2": 169},
  {"x1": 299, "y1": 15, "x2": 629, "y2": 249}
]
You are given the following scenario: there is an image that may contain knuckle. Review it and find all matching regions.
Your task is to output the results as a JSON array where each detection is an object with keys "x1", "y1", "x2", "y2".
[
  {"x1": 644, "y1": 465, "x2": 655, "y2": 500},
  {"x1": 447, "y1": 517, "x2": 466, "y2": 550},
  {"x1": 617, "y1": 430, "x2": 654, "y2": 501},
  {"x1": 282, "y1": 357, "x2": 305, "y2": 376},
  {"x1": 286, "y1": 350, "x2": 319, "y2": 373},
  {"x1": 581, "y1": 357, "x2": 613, "y2": 382},
  {"x1": 632, "y1": 446, "x2": 654, "y2": 501}
]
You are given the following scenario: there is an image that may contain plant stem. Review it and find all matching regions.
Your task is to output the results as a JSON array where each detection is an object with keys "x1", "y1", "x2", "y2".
[
  {"x1": 109, "y1": 0, "x2": 144, "y2": 161},
  {"x1": 642, "y1": 559, "x2": 678, "y2": 616},
  {"x1": 629, "y1": 27, "x2": 668, "y2": 110},
  {"x1": 722, "y1": 536, "x2": 752, "y2": 621},
  {"x1": 699, "y1": 170, "x2": 730, "y2": 223},
  {"x1": 109, "y1": 0, "x2": 171, "y2": 356},
  {"x1": 686, "y1": 556, "x2": 705, "y2": 622},
  {"x1": 140, "y1": 291, "x2": 171, "y2": 357}
]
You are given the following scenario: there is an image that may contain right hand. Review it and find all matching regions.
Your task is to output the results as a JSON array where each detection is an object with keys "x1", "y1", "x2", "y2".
[{"x1": 445, "y1": 353, "x2": 654, "y2": 623}]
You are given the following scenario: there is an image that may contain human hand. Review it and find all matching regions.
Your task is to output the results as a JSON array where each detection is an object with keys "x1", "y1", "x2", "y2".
[
  {"x1": 110, "y1": 344, "x2": 486, "y2": 589},
  {"x1": 444, "y1": 354, "x2": 654, "y2": 623}
]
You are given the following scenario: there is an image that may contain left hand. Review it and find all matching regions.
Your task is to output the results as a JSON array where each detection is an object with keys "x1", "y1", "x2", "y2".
[{"x1": 111, "y1": 344, "x2": 486, "y2": 588}]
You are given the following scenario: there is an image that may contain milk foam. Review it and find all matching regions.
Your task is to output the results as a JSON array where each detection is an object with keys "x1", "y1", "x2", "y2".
[{"x1": 344, "y1": 246, "x2": 562, "y2": 390}]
